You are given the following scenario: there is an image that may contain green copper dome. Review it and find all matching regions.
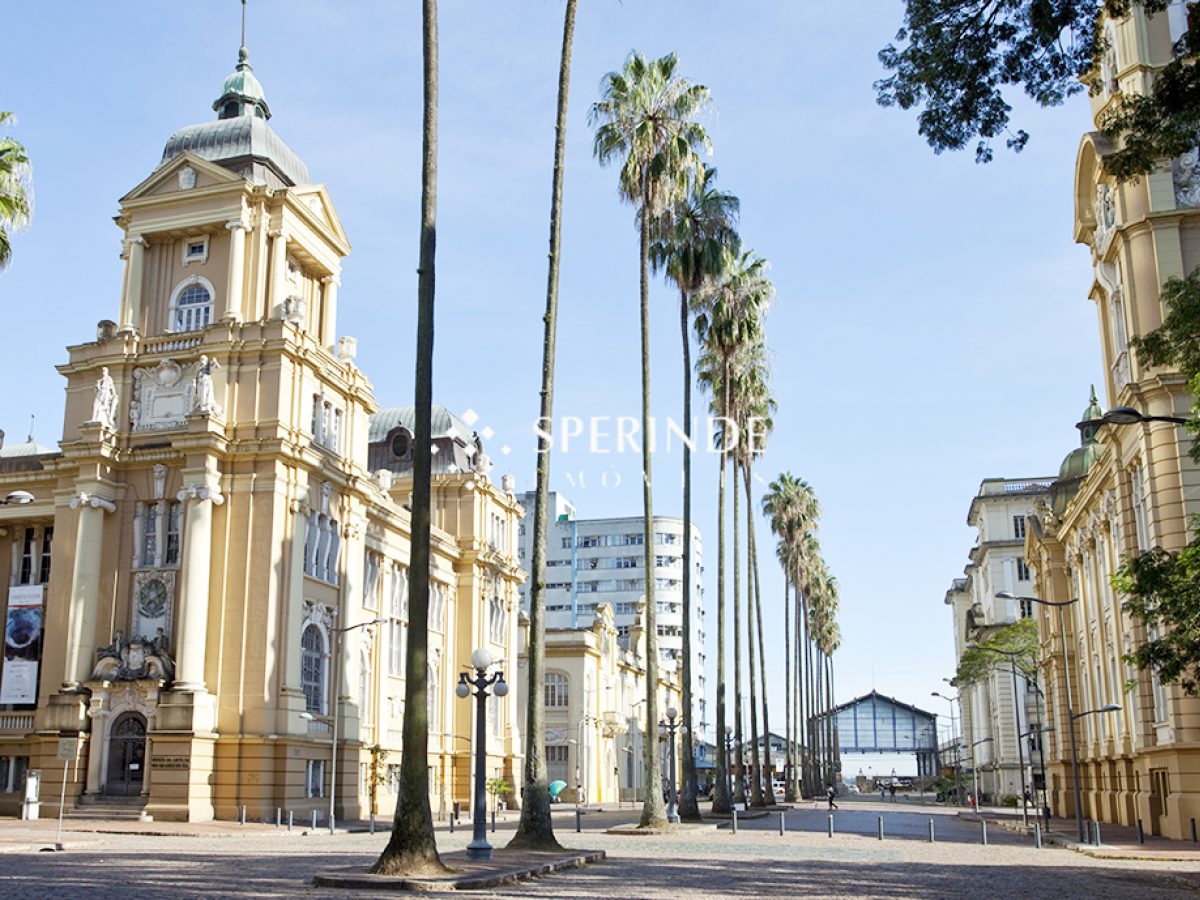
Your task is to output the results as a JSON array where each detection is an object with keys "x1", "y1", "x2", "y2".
[
  {"x1": 213, "y1": 47, "x2": 271, "y2": 120},
  {"x1": 1051, "y1": 387, "x2": 1104, "y2": 515}
]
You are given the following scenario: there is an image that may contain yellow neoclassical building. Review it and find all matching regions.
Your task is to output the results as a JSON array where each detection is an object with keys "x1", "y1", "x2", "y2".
[
  {"x1": 0, "y1": 46, "x2": 525, "y2": 823},
  {"x1": 1025, "y1": 3, "x2": 1200, "y2": 839}
]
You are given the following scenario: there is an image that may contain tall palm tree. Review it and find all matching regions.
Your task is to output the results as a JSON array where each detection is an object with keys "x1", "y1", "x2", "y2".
[
  {"x1": 510, "y1": 0, "x2": 577, "y2": 852},
  {"x1": 649, "y1": 163, "x2": 738, "y2": 821},
  {"x1": 591, "y1": 50, "x2": 709, "y2": 829},
  {"x1": 737, "y1": 360, "x2": 776, "y2": 806},
  {"x1": 695, "y1": 250, "x2": 771, "y2": 811},
  {"x1": 374, "y1": 0, "x2": 443, "y2": 876},
  {"x1": 763, "y1": 473, "x2": 819, "y2": 801},
  {"x1": 0, "y1": 112, "x2": 32, "y2": 271}
]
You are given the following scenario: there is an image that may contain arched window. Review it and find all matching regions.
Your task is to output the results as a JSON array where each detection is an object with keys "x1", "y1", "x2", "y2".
[
  {"x1": 301, "y1": 624, "x2": 326, "y2": 714},
  {"x1": 389, "y1": 428, "x2": 412, "y2": 460},
  {"x1": 544, "y1": 671, "x2": 569, "y2": 708},
  {"x1": 168, "y1": 276, "x2": 215, "y2": 333}
]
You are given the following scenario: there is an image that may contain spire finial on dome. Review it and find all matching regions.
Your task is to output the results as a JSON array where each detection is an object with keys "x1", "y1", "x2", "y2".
[{"x1": 241, "y1": 0, "x2": 248, "y2": 53}]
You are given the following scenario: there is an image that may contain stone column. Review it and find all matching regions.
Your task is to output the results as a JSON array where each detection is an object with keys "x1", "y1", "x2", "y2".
[
  {"x1": 173, "y1": 483, "x2": 224, "y2": 691},
  {"x1": 268, "y1": 230, "x2": 289, "y2": 317},
  {"x1": 338, "y1": 515, "x2": 365, "y2": 743},
  {"x1": 63, "y1": 492, "x2": 116, "y2": 689},
  {"x1": 224, "y1": 220, "x2": 249, "y2": 324},
  {"x1": 283, "y1": 498, "x2": 308, "y2": 699},
  {"x1": 118, "y1": 236, "x2": 147, "y2": 334},
  {"x1": 321, "y1": 276, "x2": 339, "y2": 352}
]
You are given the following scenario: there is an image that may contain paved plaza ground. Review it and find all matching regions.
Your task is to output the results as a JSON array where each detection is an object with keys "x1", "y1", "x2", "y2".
[{"x1": 2, "y1": 798, "x2": 1199, "y2": 898}]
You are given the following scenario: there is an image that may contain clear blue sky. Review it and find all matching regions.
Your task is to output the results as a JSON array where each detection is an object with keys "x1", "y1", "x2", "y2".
[{"x1": 4, "y1": 2, "x2": 1101, "y2": 745}]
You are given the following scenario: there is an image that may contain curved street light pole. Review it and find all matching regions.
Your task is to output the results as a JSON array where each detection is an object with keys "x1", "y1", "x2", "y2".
[
  {"x1": 969, "y1": 736, "x2": 993, "y2": 811},
  {"x1": 931, "y1": 692, "x2": 961, "y2": 804},
  {"x1": 966, "y1": 642, "x2": 1029, "y2": 826}
]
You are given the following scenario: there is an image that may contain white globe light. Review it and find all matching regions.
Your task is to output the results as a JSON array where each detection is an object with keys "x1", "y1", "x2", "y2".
[
  {"x1": 494, "y1": 679, "x2": 509, "y2": 697},
  {"x1": 471, "y1": 647, "x2": 494, "y2": 670},
  {"x1": 455, "y1": 682, "x2": 470, "y2": 699},
  {"x1": 666, "y1": 706, "x2": 678, "y2": 720}
]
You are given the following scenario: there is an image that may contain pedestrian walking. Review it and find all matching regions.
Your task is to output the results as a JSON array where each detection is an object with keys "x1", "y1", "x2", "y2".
[
  {"x1": 879, "y1": 784, "x2": 886, "y2": 801},
  {"x1": 827, "y1": 786, "x2": 839, "y2": 810},
  {"x1": 889, "y1": 783, "x2": 897, "y2": 801}
]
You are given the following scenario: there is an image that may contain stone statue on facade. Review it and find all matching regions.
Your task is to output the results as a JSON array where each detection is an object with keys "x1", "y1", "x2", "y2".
[
  {"x1": 192, "y1": 355, "x2": 221, "y2": 417},
  {"x1": 90, "y1": 367, "x2": 118, "y2": 428},
  {"x1": 92, "y1": 630, "x2": 175, "y2": 682},
  {"x1": 1173, "y1": 143, "x2": 1200, "y2": 209}
]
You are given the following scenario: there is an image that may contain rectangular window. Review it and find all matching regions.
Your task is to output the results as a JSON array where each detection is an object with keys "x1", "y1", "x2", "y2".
[
  {"x1": 546, "y1": 745, "x2": 570, "y2": 784},
  {"x1": 18, "y1": 528, "x2": 34, "y2": 585},
  {"x1": 306, "y1": 760, "x2": 325, "y2": 798},
  {"x1": 38, "y1": 527, "x2": 52, "y2": 584},
  {"x1": 143, "y1": 504, "x2": 160, "y2": 568},
  {"x1": 1016, "y1": 558, "x2": 1031, "y2": 581},
  {"x1": 165, "y1": 504, "x2": 181, "y2": 565},
  {"x1": 1013, "y1": 515, "x2": 1026, "y2": 539}
]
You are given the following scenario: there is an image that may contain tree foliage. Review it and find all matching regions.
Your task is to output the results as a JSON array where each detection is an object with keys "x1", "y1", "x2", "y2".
[
  {"x1": 876, "y1": 0, "x2": 1200, "y2": 171},
  {"x1": 1113, "y1": 541, "x2": 1200, "y2": 693},
  {"x1": 955, "y1": 617, "x2": 1039, "y2": 685},
  {"x1": 0, "y1": 112, "x2": 32, "y2": 270}
]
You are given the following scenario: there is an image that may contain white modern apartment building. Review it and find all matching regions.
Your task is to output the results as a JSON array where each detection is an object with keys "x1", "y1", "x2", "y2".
[
  {"x1": 945, "y1": 477, "x2": 1053, "y2": 802},
  {"x1": 515, "y1": 491, "x2": 707, "y2": 740}
]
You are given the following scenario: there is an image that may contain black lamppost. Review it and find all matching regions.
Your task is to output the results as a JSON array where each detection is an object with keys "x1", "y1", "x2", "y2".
[
  {"x1": 455, "y1": 647, "x2": 509, "y2": 861},
  {"x1": 1021, "y1": 724, "x2": 1054, "y2": 827},
  {"x1": 723, "y1": 727, "x2": 733, "y2": 805},
  {"x1": 931, "y1": 691, "x2": 962, "y2": 805},
  {"x1": 659, "y1": 706, "x2": 682, "y2": 824},
  {"x1": 0, "y1": 491, "x2": 34, "y2": 506}
]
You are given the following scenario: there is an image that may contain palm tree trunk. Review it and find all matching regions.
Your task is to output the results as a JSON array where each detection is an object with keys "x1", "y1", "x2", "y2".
[
  {"x1": 638, "y1": 190, "x2": 665, "y2": 829},
  {"x1": 731, "y1": 432, "x2": 745, "y2": 807},
  {"x1": 826, "y1": 655, "x2": 837, "y2": 788},
  {"x1": 712, "y1": 412, "x2": 730, "y2": 815},
  {"x1": 793, "y1": 582, "x2": 801, "y2": 800},
  {"x1": 743, "y1": 461, "x2": 763, "y2": 807},
  {"x1": 509, "y1": 0, "x2": 576, "y2": 851},
  {"x1": 783, "y1": 574, "x2": 793, "y2": 803},
  {"x1": 373, "y1": 0, "x2": 443, "y2": 875},
  {"x1": 745, "y1": 464, "x2": 774, "y2": 806},
  {"x1": 678, "y1": 286, "x2": 701, "y2": 821}
]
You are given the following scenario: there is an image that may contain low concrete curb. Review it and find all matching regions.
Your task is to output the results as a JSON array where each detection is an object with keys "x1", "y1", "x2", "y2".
[
  {"x1": 313, "y1": 848, "x2": 605, "y2": 892},
  {"x1": 605, "y1": 822, "x2": 719, "y2": 836}
]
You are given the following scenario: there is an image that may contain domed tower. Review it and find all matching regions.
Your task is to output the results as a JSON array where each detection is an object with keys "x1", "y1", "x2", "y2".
[
  {"x1": 41, "y1": 34, "x2": 376, "y2": 824},
  {"x1": 1048, "y1": 388, "x2": 1104, "y2": 518}
]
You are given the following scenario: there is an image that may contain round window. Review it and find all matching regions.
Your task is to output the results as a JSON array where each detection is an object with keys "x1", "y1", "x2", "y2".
[{"x1": 390, "y1": 430, "x2": 412, "y2": 459}]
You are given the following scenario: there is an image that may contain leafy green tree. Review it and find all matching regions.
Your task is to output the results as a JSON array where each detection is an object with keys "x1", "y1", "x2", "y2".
[
  {"x1": 650, "y1": 163, "x2": 739, "y2": 820},
  {"x1": 591, "y1": 50, "x2": 710, "y2": 829},
  {"x1": 0, "y1": 112, "x2": 32, "y2": 271},
  {"x1": 876, "y1": 0, "x2": 1200, "y2": 174},
  {"x1": 511, "y1": 0, "x2": 577, "y2": 853},
  {"x1": 373, "y1": 0, "x2": 444, "y2": 876},
  {"x1": 1113, "y1": 541, "x2": 1200, "y2": 693},
  {"x1": 955, "y1": 618, "x2": 1040, "y2": 685}
]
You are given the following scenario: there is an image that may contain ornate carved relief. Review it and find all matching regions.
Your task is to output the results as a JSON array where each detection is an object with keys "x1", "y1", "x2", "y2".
[
  {"x1": 302, "y1": 599, "x2": 334, "y2": 633},
  {"x1": 131, "y1": 359, "x2": 195, "y2": 431},
  {"x1": 1093, "y1": 183, "x2": 1117, "y2": 251},
  {"x1": 178, "y1": 166, "x2": 197, "y2": 190},
  {"x1": 91, "y1": 630, "x2": 174, "y2": 682},
  {"x1": 1173, "y1": 144, "x2": 1200, "y2": 209}
]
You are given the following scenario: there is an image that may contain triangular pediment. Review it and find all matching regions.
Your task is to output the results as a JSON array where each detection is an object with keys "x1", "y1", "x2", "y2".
[
  {"x1": 122, "y1": 153, "x2": 244, "y2": 203},
  {"x1": 290, "y1": 185, "x2": 349, "y2": 246}
]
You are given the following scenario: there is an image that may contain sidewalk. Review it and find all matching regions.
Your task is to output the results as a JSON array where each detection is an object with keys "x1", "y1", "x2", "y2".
[
  {"x1": 962, "y1": 807, "x2": 1200, "y2": 863},
  {"x1": 0, "y1": 814, "x2": 297, "y2": 852}
]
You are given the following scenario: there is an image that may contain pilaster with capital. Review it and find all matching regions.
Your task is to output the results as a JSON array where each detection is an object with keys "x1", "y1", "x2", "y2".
[
  {"x1": 268, "y1": 230, "x2": 290, "y2": 318},
  {"x1": 338, "y1": 512, "x2": 366, "y2": 742},
  {"x1": 321, "y1": 276, "x2": 339, "y2": 352},
  {"x1": 172, "y1": 480, "x2": 225, "y2": 691},
  {"x1": 283, "y1": 495, "x2": 309, "y2": 702},
  {"x1": 119, "y1": 236, "x2": 148, "y2": 334},
  {"x1": 224, "y1": 220, "x2": 249, "y2": 324},
  {"x1": 63, "y1": 491, "x2": 118, "y2": 689}
]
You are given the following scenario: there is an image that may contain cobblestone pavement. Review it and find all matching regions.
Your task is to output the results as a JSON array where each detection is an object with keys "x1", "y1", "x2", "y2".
[{"x1": 0, "y1": 802, "x2": 1197, "y2": 898}]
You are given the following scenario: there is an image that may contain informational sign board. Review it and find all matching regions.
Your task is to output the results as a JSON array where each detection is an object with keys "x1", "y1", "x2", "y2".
[
  {"x1": 57, "y1": 737, "x2": 79, "y2": 762},
  {"x1": 1, "y1": 584, "x2": 45, "y2": 704}
]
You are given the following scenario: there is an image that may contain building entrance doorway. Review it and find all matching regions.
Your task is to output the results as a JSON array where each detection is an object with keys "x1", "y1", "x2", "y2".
[{"x1": 105, "y1": 712, "x2": 147, "y2": 796}]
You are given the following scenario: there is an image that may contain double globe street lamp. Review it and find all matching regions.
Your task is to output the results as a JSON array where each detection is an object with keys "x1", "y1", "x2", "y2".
[
  {"x1": 658, "y1": 706, "x2": 683, "y2": 824},
  {"x1": 455, "y1": 647, "x2": 508, "y2": 861}
]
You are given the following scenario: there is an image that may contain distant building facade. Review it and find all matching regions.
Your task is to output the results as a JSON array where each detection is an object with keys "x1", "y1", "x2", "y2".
[
  {"x1": 514, "y1": 491, "x2": 706, "y2": 741},
  {"x1": 946, "y1": 477, "x2": 1052, "y2": 801}
]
